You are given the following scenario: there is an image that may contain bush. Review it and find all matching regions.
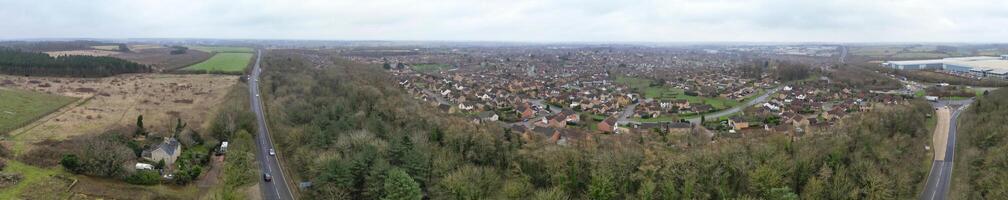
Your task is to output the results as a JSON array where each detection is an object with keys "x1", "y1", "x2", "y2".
[
  {"x1": 125, "y1": 170, "x2": 161, "y2": 185},
  {"x1": 60, "y1": 154, "x2": 82, "y2": 174}
]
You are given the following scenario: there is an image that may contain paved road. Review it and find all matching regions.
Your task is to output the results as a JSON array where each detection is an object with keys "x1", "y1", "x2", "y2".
[
  {"x1": 685, "y1": 86, "x2": 781, "y2": 124},
  {"x1": 921, "y1": 99, "x2": 972, "y2": 200},
  {"x1": 838, "y1": 45, "x2": 848, "y2": 64},
  {"x1": 248, "y1": 50, "x2": 295, "y2": 200}
]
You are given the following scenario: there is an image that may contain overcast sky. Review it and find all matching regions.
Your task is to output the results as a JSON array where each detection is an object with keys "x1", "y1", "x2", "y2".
[{"x1": 2, "y1": 0, "x2": 1006, "y2": 42}]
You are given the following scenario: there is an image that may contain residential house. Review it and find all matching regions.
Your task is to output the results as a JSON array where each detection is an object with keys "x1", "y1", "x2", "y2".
[
  {"x1": 598, "y1": 117, "x2": 617, "y2": 133},
  {"x1": 142, "y1": 137, "x2": 182, "y2": 166}
]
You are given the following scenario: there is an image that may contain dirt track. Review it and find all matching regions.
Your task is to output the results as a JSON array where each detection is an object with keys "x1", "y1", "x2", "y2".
[{"x1": 932, "y1": 107, "x2": 950, "y2": 161}]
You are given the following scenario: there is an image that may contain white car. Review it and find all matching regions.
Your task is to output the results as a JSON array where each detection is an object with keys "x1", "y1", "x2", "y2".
[{"x1": 269, "y1": 148, "x2": 275, "y2": 156}]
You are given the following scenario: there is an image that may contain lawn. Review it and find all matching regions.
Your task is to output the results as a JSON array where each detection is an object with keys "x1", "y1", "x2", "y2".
[
  {"x1": 187, "y1": 46, "x2": 253, "y2": 53},
  {"x1": 0, "y1": 88, "x2": 77, "y2": 134},
  {"x1": 614, "y1": 75, "x2": 653, "y2": 89},
  {"x1": 411, "y1": 63, "x2": 452, "y2": 73},
  {"x1": 182, "y1": 53, "x2": 253, "y2": 72}
]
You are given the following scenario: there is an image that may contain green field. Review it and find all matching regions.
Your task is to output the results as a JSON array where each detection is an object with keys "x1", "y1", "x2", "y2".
[
  {"x1": 187, "y1": 46, "x2": 253, "y2": 53},
  {"x1": 0, "y1": 160, "x2": 68, "y2": 199},
  {"x1": 411, "y1": 63, "x2": 452, "y2": 72},
  {"x1": 182, "y1": 53, "x2": 254, "y2": 72},
  {"x1": 0, "y1": 88, "x2": 77, "y2": 134},
  {"x1": 614, "y1": 75, "x2": 739, "y2": 110}
]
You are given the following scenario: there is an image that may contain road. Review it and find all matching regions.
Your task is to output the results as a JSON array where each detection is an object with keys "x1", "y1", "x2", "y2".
[
  {"x1": 248, "y1": 50, "x2": 295, "y2": 200},
  {"x1": 921, "y1": 99, "x2": 972, "y2": 200},
  {"x1": 685, "y1": 86, "x2": 781, "y2": 124},
  {"x1": 838, "y1": 45, "x2": 848, "y2": 64}
]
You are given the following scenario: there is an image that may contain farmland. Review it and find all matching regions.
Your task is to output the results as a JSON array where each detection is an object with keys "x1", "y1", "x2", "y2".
[
  {"x1": 187, "y1": 46, "x2": 253, "y2": 53},
  {"x1": 182, "y1": 53, "x2": 253, "y2": 72},
  {"x1": 112, "y1": 46, "x2": 213, "y2": 71},
  {"x1": 0, "y1": 74, "x2": 238, "y2": 153},
  {"x1": 0, "y1": 88, "x2": 77, "y2": 134}
]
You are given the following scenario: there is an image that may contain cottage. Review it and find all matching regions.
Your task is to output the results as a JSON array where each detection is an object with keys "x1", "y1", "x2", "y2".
[{"x1": 142, "y1": 138, "x2": 182, "y2": 166}]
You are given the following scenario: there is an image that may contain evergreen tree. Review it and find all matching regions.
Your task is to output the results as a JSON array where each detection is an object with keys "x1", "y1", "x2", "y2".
[
  {"x1": 135, "y1": 115, "x2": 145, "y2": 137},
  {"x1": 382, "y1": 168, "x2": 422, "y2": 200}
]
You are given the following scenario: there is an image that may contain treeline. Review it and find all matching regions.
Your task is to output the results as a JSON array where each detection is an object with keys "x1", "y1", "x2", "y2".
[
  {"x1": 828, "y1": 63, "x2": 902, "y2": 90},
  {"x1": 261, "y1": 49, "x2": 934, "y2": 199},
  {"x1": 0, "y1": 40, "x2": 106, "y2": 52},
  {"x1": 0, "y1": 48, "x2": 149, "y2": 77},
  {"x1": 952, "y1": 88, "x2": 1008, "y2": 199},
  {"x1": 774, "y1": 61, "x2": 815, "y2": 82}
]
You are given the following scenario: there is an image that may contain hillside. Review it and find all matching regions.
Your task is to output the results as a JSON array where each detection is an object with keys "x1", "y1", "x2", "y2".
[{"x1": 260, "y1": 49, "x2": 935, "y2": 199}]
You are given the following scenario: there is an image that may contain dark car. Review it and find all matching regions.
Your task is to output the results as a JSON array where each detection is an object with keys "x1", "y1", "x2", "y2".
[{"x1": 264, "y1": 173, "x2": 273, "y2": 182}]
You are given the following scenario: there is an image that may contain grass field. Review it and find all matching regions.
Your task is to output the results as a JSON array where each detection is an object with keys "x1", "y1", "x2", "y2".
[
  {"x1": 0, "y1": 88, "x2": 77, "y2": 134},
  {"x1": 614, "y1": 75, "x2": 739, "y2": 110},
  {"x1": 0, "y1": 160, "x2": 69, "y2": 199},
  {"x1": 412, "y1": 63, "x2": 452, "y2": 72},
  {"x1": 182, "y1": 53, "x2": 253, "y2": 72},
  {"x1": 187, "y1": 46, "x2": 253, "y2": 53}
]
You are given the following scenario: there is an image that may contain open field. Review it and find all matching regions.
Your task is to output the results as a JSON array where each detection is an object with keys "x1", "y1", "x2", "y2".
[
  {"x1": 91, "y1": 45, "x2": 120, "y2": 51},
  {"x1": 112, "y1": 46, "x2": 213, "y2": 71},
  {"x1": 188, "y1": 46, "x2": 253, "y2": 53},
  {"x1": 44, "y1": 50, "x2": 120, "y2": 57},
  {"x1": 411, "y1": 63, "x2": 452, "y2": 72},
  {"x1": 0, "y1": 74, "x2": 238, "y2": 153},
  {"x1": 0, "y1": 160, "x2": 73, "y2": 199},
  {"x1": 0, "y1": 88, "x2": 77, "y2": 134},
  {"x1": 615, "y1": 75, "x2": 740, "y2": 110},
  {"x1": 182, "y1": 53, "x2": 253, "y2": 72}
]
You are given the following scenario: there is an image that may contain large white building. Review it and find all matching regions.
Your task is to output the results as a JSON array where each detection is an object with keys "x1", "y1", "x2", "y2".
[{"x1": 882, "y1": 55, "x2": 1008, "y2": 79}]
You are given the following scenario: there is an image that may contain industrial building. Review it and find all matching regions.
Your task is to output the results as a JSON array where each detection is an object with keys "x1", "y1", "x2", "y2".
[{"x1": 882, "y1": 55, "x2": 1008, "y2": 79}]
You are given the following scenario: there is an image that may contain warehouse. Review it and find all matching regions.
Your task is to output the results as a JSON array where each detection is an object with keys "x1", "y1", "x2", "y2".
[{"x1": 882, "y1": 55, "x2": 1008, "y2": 79}]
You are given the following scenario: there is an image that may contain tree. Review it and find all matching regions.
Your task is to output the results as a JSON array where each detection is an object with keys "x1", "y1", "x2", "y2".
[
  {"x1": 156, "y1": 159, "x2": 166, "y2": 170},
  {"x1": 135, "y1": 115, "x2": 146, "y2": 137},
  {"x1": 382, "y1": 168, "x2": 422, "y2": 200},
  {"x1": 532, "y1": 187, "x2": 570, "y2": 200},
  {"x1": 60, "y1": 154, "x2": 82, "y2": 173},
  {"x1": 588, "y1": 170, "x2": 617, "y2": 200}
]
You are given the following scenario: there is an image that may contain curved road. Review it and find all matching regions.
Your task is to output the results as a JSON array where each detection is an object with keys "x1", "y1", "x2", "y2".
[
  {"x1": 248, "y1": 50, "x2": 295, "y2": 200},
  {"x1": 686, "y1": 86, "x2": 781, "y2": 124},
  {"x1": 921, "y1": 99, "x2": 972, "y2": 200}
]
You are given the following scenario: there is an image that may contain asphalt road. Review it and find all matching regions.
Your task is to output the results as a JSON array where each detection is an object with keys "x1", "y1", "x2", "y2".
[
  {"x1": 248, "y1": 50, "x2": 295, "y2": 200},
  {"x1": 685, "y1": 86, "x2": 781, "y2": 124},
  {"x1": 921, "y1": 99, "x2": 972, "y2": 200}
]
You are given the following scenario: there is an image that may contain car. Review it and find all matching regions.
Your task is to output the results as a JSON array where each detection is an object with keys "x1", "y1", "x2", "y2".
[
  {"x1": 263, "y1": 173, "x2": 272, "y2": 182},
  {"x1": 269, "y1": 148, "x2": 275, "y2": 156}
]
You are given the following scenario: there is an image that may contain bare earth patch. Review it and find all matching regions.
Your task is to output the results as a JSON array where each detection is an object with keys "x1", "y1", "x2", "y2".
[{"x1": 0, "y1": 74, "x2": 238, "y2": 152}]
